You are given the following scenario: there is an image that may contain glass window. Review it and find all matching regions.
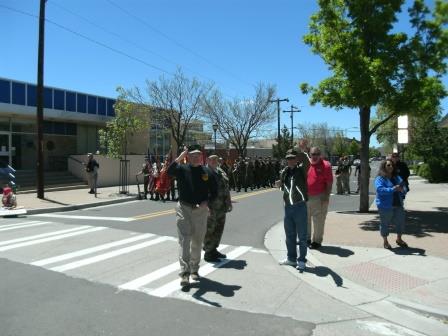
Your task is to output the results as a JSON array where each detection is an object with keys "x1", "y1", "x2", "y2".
[
  {"x1": 54, "y1": 122, "x2": 66, "y2": 135},
  {"x1": 0, "y1": 80, "x2": 10, "y2": 103},
  {"x1": 88, "y1": 96, "x2": 97, "y2": 114},
  {"x1": 44, "y1": 88, "x2": 53, "y2": 109},
  {"x1": 12, "y1": 82, "x2": 25, "y2": 105},
  {"x1": 98, "y1": 97, "x2": 106, "y2": 115},
  {"x1": 77, "y1": 94, "x2": 86, "y2": 113},
  {"x1": 66, "y1": 91, "x2": 76, "y2": 112},
  {"x1": 27, "y1": 84, "x2": 37, "y2": 107},
  {"x1": 54, "y1": 89, "x2": 65, "y2": 110},
  {"x1": 43, "y1": 121, "x2": 53, "y2": 134},
  {"x1": 66, "y1": 123, "x2": 77, "y2": 135},
  {"x1": 107, "y1": 99, "x2": 115, "y2": 117},
  {"x1": 12, "y1": 119, "x2": 36, "y2": 133}
]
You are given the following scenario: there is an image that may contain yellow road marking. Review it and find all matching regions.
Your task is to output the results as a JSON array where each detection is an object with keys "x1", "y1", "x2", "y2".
[{"x1": 132, "y1": 188, "x2": 277, "y2": 221}]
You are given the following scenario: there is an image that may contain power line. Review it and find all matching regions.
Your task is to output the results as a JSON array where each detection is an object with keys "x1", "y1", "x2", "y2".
[{"x1": 105, "y1": 0, "x2": 255, "y2": 89}]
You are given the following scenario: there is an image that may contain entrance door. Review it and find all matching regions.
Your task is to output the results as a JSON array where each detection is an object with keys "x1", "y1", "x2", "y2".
[{"x1": 0, "y1": 131, "x2": 12, "y2": 167}]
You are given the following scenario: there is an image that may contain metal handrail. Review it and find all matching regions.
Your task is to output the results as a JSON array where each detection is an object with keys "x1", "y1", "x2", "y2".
[{"x1": 68, "y1": 156, "x2": 84, "y2": 165}]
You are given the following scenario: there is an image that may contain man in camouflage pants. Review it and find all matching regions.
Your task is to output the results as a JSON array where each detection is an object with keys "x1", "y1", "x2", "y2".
[{"x1": 203, "y1": 154, "x2": 233, "y2": 262}]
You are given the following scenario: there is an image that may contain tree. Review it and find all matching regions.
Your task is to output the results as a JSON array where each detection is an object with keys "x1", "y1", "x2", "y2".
[
  {"x1": 272, "y1": 126, "x2": 292, "y2": 159},
  {"x1": 203, "y1": 83, "x2": 276, "y2": 158},
  {"x1": 295, "y1": 122, "x2": 340, "y2": 156},
  {"x1": 98, "y1": 87, "x2": 149, "y2": 159},
  {"x1": 301, "y1": 0, "x2": 448, "y2": 212},
  {"x1": 332, "y1": 132, "x2": 348, "y2": 156},
  {"x1": 129, "y1": 68, "x2": 214, "y2": 152},
  {"x1": 348, "y1": 139, "x2": 360, "y2": 156}
]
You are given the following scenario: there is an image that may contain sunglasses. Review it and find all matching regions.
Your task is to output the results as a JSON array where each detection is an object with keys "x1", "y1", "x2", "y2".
[
  {"x1": 311, "y1": 153, "x2": 320, "y2": 156},
  {"x1": 386, "y1": 164, "x2": 393, "y2": 167}
]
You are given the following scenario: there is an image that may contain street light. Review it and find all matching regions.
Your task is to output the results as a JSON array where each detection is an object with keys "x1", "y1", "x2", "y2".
[{"x1": 212, "y1": 123, "x2": 218, "y2": 151}]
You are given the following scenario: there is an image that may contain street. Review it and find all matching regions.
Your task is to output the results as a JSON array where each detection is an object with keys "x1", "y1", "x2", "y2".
[{"x1": 0, "y1": 168, "x2": 421, "y2": 336}]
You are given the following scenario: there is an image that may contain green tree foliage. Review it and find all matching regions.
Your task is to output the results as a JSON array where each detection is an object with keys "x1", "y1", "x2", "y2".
[
  {"x1": 348, "y1": 139, "x2": 360, "y2": 156},
  {"x1": 98, "y1": 87, "x2": 149, "y2": 159},
  {"x1": 332, "y1": 132, "x2": 348, "y2": 156},
  {"x1": 272, "y1": 126, "x2": 292, "y2": 160},
  {"x1": 301, "y1": 0, "x2": 448, "y2": 211},
  {"x1": 369, "y1": 147, "x2": 382, "y2": 158}
]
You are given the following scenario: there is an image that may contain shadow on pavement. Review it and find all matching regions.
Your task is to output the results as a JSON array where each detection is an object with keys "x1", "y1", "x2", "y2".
[
  {"x1": 358, "y1": 210, "x2": 448, "y2": 237},
  {"x1": 183, "y1": 277, "x2": 242, "y2": 307},
  {"x1": 218, "y1": 260, "x2": 247, "y2": 270},
  {"x1": 389, "y1": 246, "x2": 426, "y2": 256},
  {"x1": 317, "y1": 246, "x2": 355, "y2": 258},
  {"x1": 304, "y1": 266, "x2": 345, "y2": 288}
]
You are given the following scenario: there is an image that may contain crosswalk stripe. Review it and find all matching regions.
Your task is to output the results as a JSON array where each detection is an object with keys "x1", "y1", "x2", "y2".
[
  {"x1": 149, "y1": 246, "x2": 252, "y2": 298},
  {"x1": 0, "y1": 220, "x2": 44, "y2": 229},
  {"x1": 0, "y1": 221, "x2": 52, "y2": 232},
  {"x1": 31, "y1": 233, "x2": 155, "y2": 267},
  {"x1": 33, "y1": 214, "x2": 133, "y2": 222},
  {"x1": 0, "y1": 227, "x2": 106, "y2": 252},
  {"x1": 51, "y1": 236, "x2": 174, "y2": 272},
  {"x1": 119, "y1": 245, "x2": 229, "y2": 291},
  {"x1": 0, "y1": 226, "x2": 89, "y2": 246}
]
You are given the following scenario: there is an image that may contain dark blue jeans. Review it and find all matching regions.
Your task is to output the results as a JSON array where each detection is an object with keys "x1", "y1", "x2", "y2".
[{"x1": 284, "y1": 201, "x2": 308, "y2": 262}]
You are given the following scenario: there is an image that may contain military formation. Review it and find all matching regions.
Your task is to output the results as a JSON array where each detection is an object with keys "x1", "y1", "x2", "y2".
[{"x1": 220, "y1": 156, "x2": 282, "y2": 192}]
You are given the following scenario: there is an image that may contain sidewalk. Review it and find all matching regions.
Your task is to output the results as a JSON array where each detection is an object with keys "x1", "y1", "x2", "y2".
[
  {"x1": 265, "y1": 176, "x2": 448, "y2": 336},
  {"x1": 15, "y1": 185, "x2": 139, "y2": 214}
]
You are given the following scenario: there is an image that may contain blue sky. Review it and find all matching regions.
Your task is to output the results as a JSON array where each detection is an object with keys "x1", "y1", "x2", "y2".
[{"x1": 1, "y1": 0, "x2": 446, "y2": 147}]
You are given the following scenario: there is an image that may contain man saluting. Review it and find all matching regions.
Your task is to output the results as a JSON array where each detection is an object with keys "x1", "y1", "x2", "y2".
[{"x1": 167, "y1": 145, "x2": 218, "y2": 287}]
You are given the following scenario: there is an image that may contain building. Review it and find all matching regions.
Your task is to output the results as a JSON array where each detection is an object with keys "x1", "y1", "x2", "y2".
[{"x1": 0, "y1": 77, "x2": 115, "y2": 171}]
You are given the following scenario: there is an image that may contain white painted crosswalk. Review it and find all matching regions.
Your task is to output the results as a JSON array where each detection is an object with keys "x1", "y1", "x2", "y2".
[{"x1": 0, "y1": 219, "x2": 259, "y2": 309}]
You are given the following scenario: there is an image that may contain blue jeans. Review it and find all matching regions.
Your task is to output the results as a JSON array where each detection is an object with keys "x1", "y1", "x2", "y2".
[
  {"x1": 378, "y1": 206, "x2": 405, "y2": 237},
  {"x1": 284, "y1": 201, "x2": 308, "y2": 262}
]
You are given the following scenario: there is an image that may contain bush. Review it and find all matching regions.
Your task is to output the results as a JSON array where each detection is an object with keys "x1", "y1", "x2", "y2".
[{"x1": 417, "y1": 160, "x2": 448, "y2": 183}]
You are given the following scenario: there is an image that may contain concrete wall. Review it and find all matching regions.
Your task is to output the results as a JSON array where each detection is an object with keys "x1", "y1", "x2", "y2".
[{"x1": 69, "y1": 154, "x2": 147, "y2": 187}]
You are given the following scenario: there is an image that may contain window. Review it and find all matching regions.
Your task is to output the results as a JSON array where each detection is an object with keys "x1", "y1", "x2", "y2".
[
  {"x1": 66, "y1": 123, "x2": 77, "y2": 135},
  {"x1": 66, "y1": 92, "x2": 76, "y2": 112},
  {"x1": 77, "y1": 94, "x2": 86, "y2": 113},
  {"x1": 0, "y1": 80, "x2": 10, "y2": 103},
  {"x1": 12, "y1": 82, "x2": 25, "y2": 105},
  {"x1": 44, "y1": 88, "x2": 53, "y2": 109},
  {"x1": 27, "y1": 84, "x2": 37, "y2": 107},
  {"x1": 107, "y1": 99, "x2": 115, "y2": 116},
  {"x1": 98, "y1": 97, "x2": 106, "y2": 115},
  {"x1": 54, "y1": 89, "x2": 65, "y2": 110},
  {"x1": 43, "y1": 121, "x2": 53, "y2": 134},
  {"x1": 54, "y1": 122, "x2": 66, "y2": 135},
  {"x1": 88, "y1": 96, "x2": 97, "y2": 114}
]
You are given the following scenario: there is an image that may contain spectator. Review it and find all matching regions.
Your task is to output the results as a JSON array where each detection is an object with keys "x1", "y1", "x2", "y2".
[
  {"x1": 85, "y1": 153, "x2": 99, "y2": 194},
  {"x1": 375, "y1": 159, "x2": 408, "y2": 249},
  {"x1": 307, "y1": 147, "x2": 333, "y2": 249},
  {"x1": 390, "y1": 153, "x2": 410, "y2": 192}
]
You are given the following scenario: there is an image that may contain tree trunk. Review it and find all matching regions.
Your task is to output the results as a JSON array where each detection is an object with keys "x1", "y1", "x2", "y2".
[{"x1": 359, "y1": 106, "x2": 371, "y2": 213}]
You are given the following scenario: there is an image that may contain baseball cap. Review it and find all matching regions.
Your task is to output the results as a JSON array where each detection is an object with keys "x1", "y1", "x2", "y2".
[
  {"x1": 188, "y1": 144, "x2": 202, "y2": 154},
  {"x1": 285, "y1": 149, "x2": 298, "y2": 159}
]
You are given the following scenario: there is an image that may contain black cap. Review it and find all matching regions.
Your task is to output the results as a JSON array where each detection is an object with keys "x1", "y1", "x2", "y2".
[
  {"x1": 188, "y1": 144, "x2": 202, "y2": 154},
  {"x1": 285, "y1": 149, "x2": 298, "y2": 159}
]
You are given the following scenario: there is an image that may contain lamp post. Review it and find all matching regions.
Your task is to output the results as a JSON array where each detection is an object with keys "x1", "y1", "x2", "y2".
[{"x1": 212, "y1": 123, "x2": 218, "y2": 151}]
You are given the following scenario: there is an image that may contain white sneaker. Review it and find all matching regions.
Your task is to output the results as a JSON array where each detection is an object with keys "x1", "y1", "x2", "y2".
[
  {"x1": 296, "y1": 261, "x2": 306, "y2": 271},
  {"x1": 279, "y1": 259, "x2": 297, "y2": 266}
]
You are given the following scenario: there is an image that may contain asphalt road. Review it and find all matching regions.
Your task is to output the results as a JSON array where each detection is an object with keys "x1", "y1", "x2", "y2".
[{"x1": 0, "y1": 168, "x2": 377, "y2": 336}]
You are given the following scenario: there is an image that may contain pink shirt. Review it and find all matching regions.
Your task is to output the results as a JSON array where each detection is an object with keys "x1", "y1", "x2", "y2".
[{"x1": 307, "y1": 159, "x2": 333, "y2": 196}]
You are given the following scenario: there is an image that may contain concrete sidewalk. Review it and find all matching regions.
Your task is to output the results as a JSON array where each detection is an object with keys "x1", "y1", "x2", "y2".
[
  {"x1": 13, "y1": 185, "x2": 139, "y2": 214},
  {"x1": 265, "y1": 176, "x2": 448, "y2": 336}
]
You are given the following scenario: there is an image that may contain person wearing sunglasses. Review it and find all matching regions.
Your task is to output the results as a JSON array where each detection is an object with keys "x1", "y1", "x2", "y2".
[{"x1": 375, "y1": 159, "x2": 408, "y2": 249}]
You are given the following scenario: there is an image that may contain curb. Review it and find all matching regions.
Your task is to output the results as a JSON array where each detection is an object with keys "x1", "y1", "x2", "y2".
[{"x1": 26, "y1": 196, "x2": 138, "y2": 215}]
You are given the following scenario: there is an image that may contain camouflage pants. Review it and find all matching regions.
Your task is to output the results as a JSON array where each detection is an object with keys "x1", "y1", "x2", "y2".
[{"x1": 203, "y1": 210, "x2": 226, "y2": 253}]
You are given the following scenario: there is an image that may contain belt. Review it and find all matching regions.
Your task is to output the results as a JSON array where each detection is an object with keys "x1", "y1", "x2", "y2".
[{"x1": 179, "y1": 201, "x2": 200, "y2": 209}]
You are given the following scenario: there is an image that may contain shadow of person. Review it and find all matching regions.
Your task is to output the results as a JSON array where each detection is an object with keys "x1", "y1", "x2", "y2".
[
  {"x1": 304, "y1": 266, "x2": 345, "y2": 288},
  {"x1": 183, "y1": 277, "x2": 242, "y2": 307},
  {"x1": 317, "y1": 246, "x2": 355, "y2": 258},
  {"x1": 215, "y1": 260, "x2": 247, "y2": 270},
  {"x1": 390, "y1": 246, "x2": 426, "y2": 256}
]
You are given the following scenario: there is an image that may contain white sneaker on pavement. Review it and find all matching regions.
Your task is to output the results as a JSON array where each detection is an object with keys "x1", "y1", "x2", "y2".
[
  {"x1": 296, "y1": 261, "x2": 306, "y2": 271},
  {"x1": 279, "y1": 259, "x2": 297, "y2": 266}
]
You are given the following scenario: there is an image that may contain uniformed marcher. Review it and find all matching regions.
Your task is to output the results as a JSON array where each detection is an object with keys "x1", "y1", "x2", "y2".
[
  {"x1": 244, "y1": 157, "x2": 254, "y2": 192},
  {"x1": 167, "y1": 145, "x2": 218, "y2": 287},
  {"x1": 203, "y1": 154, "x2": 232, "y2": 262},
  {"x1": 136, "y1": 157, "x2": 153, "y2": 199}
]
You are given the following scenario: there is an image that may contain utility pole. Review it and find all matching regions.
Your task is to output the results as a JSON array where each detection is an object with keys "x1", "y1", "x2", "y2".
[
  {"x1": 36, "y1": 0, "x2": 46, "y2": 199},
  {"x1": 283, "y1": 105, "x2": 300, "y2": 145},
  {"x1": 269, "y1": 98, "x2": 289, "y2": 142}
]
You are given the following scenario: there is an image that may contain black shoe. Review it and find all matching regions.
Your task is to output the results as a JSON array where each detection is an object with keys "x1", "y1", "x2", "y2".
[
  {"x1": 215, "y1": 250, "x2": 227, "y2": 259},
  {"x1": 88, "y1": 190, "x2": 94, "y2": 194},
  {"x1": 309, "y1": 242, "x2": 321, "y2": 249},
  {"x1": 204, "y1": 253, "x2": 220, "y2": 262},
  {"x1": 190, "y1": 272, "x2": 200, "y2": 281},
  {"x1": 306, "y1": 239, "x2": 311, "y2": 247}
]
